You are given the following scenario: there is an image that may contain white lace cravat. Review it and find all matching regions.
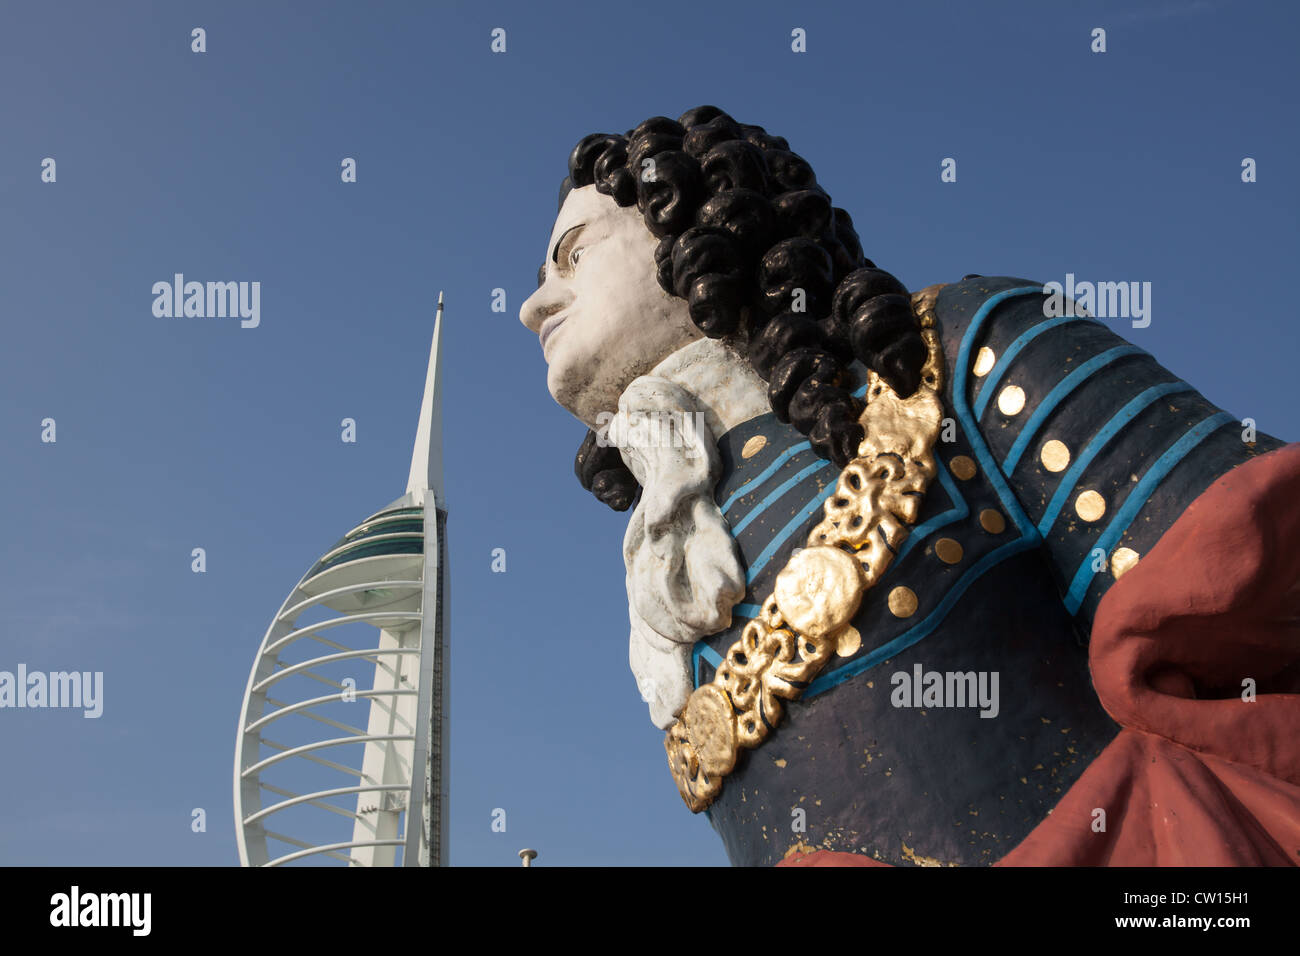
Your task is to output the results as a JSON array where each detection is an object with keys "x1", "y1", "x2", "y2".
[{"x1": 608, "y1": 375, "x2": 747, "y2": 729}]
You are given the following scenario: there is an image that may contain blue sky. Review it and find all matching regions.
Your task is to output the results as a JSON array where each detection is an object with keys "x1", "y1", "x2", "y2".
[{"x1": 1, "y1": 0, "x2": 1295, "y2": 866}]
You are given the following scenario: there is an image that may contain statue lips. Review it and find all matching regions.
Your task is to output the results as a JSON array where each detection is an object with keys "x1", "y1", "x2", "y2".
[{"x1": 539, "y1": 312, "x2": 569, "y2": 354}]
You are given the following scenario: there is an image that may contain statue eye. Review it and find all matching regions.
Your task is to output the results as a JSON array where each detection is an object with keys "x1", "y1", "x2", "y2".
[{"x1": 569, "y1": 246, "x2": 585, "y2": 268}]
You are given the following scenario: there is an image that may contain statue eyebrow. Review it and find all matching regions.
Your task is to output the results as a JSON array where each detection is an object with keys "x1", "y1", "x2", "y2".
[{"x1": 551, "y1": 223, "x2": 586, "y2": 265}]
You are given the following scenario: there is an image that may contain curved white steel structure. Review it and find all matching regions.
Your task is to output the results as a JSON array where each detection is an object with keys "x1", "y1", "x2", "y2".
[{"x1": 235, "y1": 294, "x2": 449, "y2": 867}]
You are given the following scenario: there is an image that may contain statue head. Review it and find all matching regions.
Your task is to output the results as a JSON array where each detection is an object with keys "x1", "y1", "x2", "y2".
[{"x1": 520, "y1": 106, "x2": 929, "y2": 509}]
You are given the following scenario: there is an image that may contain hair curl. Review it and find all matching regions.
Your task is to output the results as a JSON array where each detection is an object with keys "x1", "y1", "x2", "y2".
[{"x1": 555, "y1": 106, "x2": 926, "y2": 511}]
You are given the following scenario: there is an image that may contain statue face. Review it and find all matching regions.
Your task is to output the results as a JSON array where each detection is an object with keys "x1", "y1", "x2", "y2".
[{"x1": 520, "y1": 184, "x2": 703, "y2": 428}]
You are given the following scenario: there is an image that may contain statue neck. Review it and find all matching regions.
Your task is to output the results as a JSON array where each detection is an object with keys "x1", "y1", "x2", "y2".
[{"x1": 645, "y1": 337, "x2": 771, "y2": 440}]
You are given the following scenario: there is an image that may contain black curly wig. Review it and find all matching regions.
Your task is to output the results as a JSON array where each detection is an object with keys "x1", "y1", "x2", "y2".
[{"x1": 552, "y1": 106, "x2": 927, "y2": 511}]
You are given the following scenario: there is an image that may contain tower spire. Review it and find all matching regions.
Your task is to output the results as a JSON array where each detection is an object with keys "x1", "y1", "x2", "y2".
[{"x1": 406, "y1": 291, "x2": 446, "y2": 508}]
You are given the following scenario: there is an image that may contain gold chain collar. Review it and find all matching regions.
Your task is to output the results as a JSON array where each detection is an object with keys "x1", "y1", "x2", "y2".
[{"x1": 665, "y1": 287, "x2": 948, "y2": 812}]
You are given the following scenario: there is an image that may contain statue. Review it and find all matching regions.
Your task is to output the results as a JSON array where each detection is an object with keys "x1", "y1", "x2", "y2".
[{"x1": 518, "y1": 106, "x2": 1300, "y2": 866}]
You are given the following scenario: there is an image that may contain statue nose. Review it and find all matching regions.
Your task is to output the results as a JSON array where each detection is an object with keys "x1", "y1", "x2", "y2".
[
  {"x1": 521, "y1": 286, "x2": 570, "y2": 335},
  {"x1": 519, "y1": 290, "x2": 548, "y2": 333}
]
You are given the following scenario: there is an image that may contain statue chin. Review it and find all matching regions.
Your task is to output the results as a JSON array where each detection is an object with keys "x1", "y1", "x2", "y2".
[{"x1": 608, "y1": 374, "x2": 747, "y2": 728}]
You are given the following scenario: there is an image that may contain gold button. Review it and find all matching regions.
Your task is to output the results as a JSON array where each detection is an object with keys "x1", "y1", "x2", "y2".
[
  {"x1": 998, "y1": 385, "x2": 1026, "y2": 416},
  {"x1": 973, "y1": 347, "x2": 996, "y2": 377},
  {"x1": 888, "y1": 586, "x2": 918, "y2": 618},
  {"x1": 1075, "y1": 490, "x2": 1106, "y2": 522},
  {"x1": 741, "y1": 435, "x2": 767, "y2": 459},
  {"x1": 1040, "y1": 439, "x2": 1070, "y2": 472},
  {"x1": 950, "y1": 455, "x2": 977, "y2": 480},
  {"x1": 979, "y1": 509, "x2": 1005, "y2": 534},
  {"x1": 935, "y1": 538, "x2": 963, "y2": 564},
  {"x1": 835, "y1": 625, "x2": 862, "y2": 657},
  {"x1": 1110, "y1": 547, "x2": 1139, "y2": 579}
]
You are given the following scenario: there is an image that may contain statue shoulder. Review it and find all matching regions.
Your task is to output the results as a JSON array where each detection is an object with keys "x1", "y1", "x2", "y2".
[{"x1": 919, "y1": 272, "x2": 1286, "y2": 622}]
